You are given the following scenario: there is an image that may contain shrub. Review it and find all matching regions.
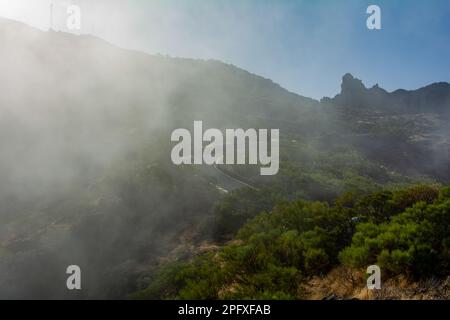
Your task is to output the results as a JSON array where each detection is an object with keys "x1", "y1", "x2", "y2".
[{"x1": 340, "y1": 198, "x2": 450, "y2": 277}]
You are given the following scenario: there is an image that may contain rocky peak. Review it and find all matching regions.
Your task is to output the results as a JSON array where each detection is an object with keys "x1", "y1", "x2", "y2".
[
  {"x1": 341, "y1": 73, "x2": 367, "y2": 95},
  {"x1": 326, "y1": 73, "x2": 450, "y2": 114}
]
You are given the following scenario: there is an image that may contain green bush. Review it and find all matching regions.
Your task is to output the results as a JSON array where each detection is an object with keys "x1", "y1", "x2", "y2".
[
  {"x1": 134, "y1": 185, "x2": 449, "y2": 299},
  {"x1": 340, "y1": 198, "x2": 450, "y2": 277}
]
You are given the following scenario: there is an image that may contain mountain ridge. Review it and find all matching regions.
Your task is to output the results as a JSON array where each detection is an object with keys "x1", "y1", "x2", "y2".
[
  {"x1": 3, "y1": 16, "x2": 449, "y2": 108},
  {"x1": 323, "y1": 73, "x2": 450, "y2": 115},
  {"x1": 0, "y1": 15, "x2": 448, "y2": 299}
]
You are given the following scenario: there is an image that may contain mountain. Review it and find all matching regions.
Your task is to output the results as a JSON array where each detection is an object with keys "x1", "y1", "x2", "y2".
[
  {"x1": 0, "y1": 17, "x2": 331, "y2": 299},
  {"x1": 317, "y1": 74, "x2": 449, "y2": 183},
  {"x1": 0, "y1": 18, "x2": 448, "y2": 299},
  {"x1": 324, "y1": 73, "x2": 450, "y2": 115}
]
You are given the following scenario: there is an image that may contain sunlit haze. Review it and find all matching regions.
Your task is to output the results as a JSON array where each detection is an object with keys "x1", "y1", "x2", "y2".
[{"x1": 1, "y1": 0, "x2": 449, "y2": 99}]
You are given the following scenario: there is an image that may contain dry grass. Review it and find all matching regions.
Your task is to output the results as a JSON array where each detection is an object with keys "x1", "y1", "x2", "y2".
[{"x1": 302, "y1": 267, "x2": 450, "y2": 300}]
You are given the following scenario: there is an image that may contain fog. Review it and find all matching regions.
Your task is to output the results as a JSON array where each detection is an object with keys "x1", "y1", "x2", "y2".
[
  {"x1": 0, "y1": 18, "x2": 218, "y2": 298},
  {"x1": 3, "y1": 0, "x2": 449, "y2": 101},
  {"x1": 0, "y1": 15, "x2": 321, "y2": 298},
  {"x1": 0, "y1": 4, "x2": 448, "y2": 299}
]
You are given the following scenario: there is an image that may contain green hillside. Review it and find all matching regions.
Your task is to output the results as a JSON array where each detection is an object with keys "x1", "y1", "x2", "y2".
[
  {"x1": 134, "y1": 185, "x2": 450, "y2": 300},
  {"x1": 0, "y1": 19, "x2": 448, "y2": 299}
]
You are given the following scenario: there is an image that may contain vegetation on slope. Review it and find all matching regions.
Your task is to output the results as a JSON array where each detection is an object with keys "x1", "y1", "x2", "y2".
[{"x1": 133, "y1": 185, "x2": 450, "y2": 299}]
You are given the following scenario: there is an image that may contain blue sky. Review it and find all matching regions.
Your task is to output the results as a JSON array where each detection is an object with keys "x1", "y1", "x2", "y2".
[{"x1": 1, "y1": 0, "x2": 449, "y2": 99}]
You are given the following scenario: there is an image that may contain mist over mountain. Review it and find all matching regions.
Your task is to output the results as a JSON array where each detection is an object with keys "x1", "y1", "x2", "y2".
[
  {"x1": 325, "y1": 73, "x2": 450, "y2": 116},
  {"x1": 0, "y1": 18, "x2": 448, "y2": 299},
  {"x1": 319, "y1": 73, "x2": 449, "y2": 182}
]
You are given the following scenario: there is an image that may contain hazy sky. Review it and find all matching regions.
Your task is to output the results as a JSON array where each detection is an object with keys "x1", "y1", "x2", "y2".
[{"x1": 1, "y1": 0, "x2": 449, "y2": 99}]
